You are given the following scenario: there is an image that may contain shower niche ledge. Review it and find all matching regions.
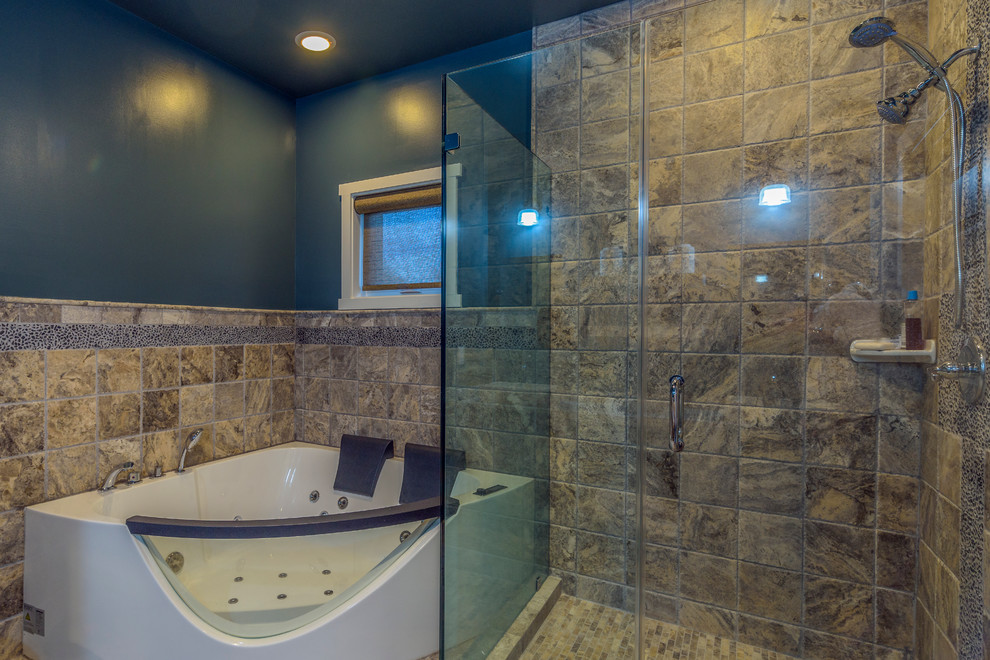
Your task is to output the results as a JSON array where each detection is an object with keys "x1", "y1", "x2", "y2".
[{"x1": 849, "y1": 339, "x2": 936, "y2": 363}]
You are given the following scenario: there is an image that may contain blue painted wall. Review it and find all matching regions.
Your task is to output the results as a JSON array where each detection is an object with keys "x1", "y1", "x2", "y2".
[
  {"x1": 294, "y1": 32, "x2": 532, "y2": 310},
  {"x1": 0, "y1": 0, "x2": 296, "y2": 309}
]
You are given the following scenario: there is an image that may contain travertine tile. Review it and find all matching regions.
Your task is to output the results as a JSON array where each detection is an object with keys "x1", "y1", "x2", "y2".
[
  {"x1": 244, "y1": 344, "x2": 271, "y2": 380},
  {"x1": 46, "y1": 398, "x2": 96, "y2": 449},
  {"x1": 740, "y1": 407, "x2": 803, "y2": 461},
  {"x1": 739, "y1": 459, "x2": 803, "y2": 515},
  {"x1": 272, "y1": 344, "x2": 295, "y2": 378},
  {"x1": 97, "y1": 348, "x2": 140, "y2": 393},
  {"x1": 738, "y1": 510, "x2": 803, "y2": 570},
  {"x1": 47, "y1": 445, "x2": 96, "y2": 499},
  {"x1": 680, "y1": 502, "x2": 738, "y2": 557},
  {"x1": 745, "y1": 29, "x2": 809, "y2": 90},
  {"x1": 738, "y1": 561, "x2": 802, "y2": 623},
  {"x1": 215, "y1": 382, "x2": 245, "y2": 420},
  {"x1": 741, "y1": 356, "x2": 804, "y2": 409},
  {"x1": 745, "y1": 0, "x2": 809, "y2": 38},
  {"x1": 581, "y1": 26, "x2": 632, "y2": 77},
  {"x1": 181, "y1": 346, "x2": 213, "y2": 385},
  {"x1": 0, "y1": 403, "x2": 44, "y2": 457},
  {"x1": 685, "y1": 0, "x2": 743, "y2": 51},
  {"x1": 645, "y1": 12, "x2": 684, "y2": 61},
  {"x1": 214, "y1": 419, "x2": 245, "y2": 458},
  {"x1": 246, "y1": 380, "x2": 271, "y2": 416},
  {"x1": 806, "y1": 466, "x2": 876, "y2": 526},
  {"x1": 804, "y1": 519, "x2": 875, "y2": 583},
  {"x1": 680, "y1": 550, "x2": 737, "y2": 608},
  {"x1": 97, "y1": 393, "x2": 141, "y2": 440},
  {"x1": 215, "y1": 345, "x2": 244, "y2": 382},
  {"x1": 741, "y1": 301, "x2": 805, "y2": 354},
  {"x1": 0, "y1": 453, "x2": 44, "y2": 508},
  {"x1": 877, "y1": 530, "x2": 916, "y2": 592},
  {"x1": 743, "y1": 84, "x2": 809, "y2": 143},
  {"x1": 684, "y1": 44, "x2": 744, "y2": 103},
  {"x1": 804, "y1": 575, "x2": 874, "y2": 640},
  {"x1": 0, "y1": 510, "x2": 24, "y2": 565},
  {"x1": 142, "y1": 389, "x2": 179, "y2": 433},
  {"x1": 142, "y1": 347, "x2": 180, "y2": 390},
  {"x1": 46, "y1": 350, "x2": 94, "y2": 399}
]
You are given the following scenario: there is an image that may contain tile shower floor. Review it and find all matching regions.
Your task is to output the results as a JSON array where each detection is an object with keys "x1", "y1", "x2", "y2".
[{"x1": 520, "y1": 595, "x2": 787, "y2": 659}]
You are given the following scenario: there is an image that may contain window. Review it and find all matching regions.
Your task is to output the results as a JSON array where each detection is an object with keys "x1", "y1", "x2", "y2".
[{"x1": 338, "y1": 166, "x2": 462, "y2": 310}]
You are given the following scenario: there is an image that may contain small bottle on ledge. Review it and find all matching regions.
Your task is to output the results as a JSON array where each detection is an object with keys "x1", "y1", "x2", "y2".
[{"x1": 903, "y1": 290, "x2": 924, "y2": 350}]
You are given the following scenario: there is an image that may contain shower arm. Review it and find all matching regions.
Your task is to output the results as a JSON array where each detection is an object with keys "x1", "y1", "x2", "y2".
[{"x1": 944, "y1": 45, "x2": 981, "y2": 70}]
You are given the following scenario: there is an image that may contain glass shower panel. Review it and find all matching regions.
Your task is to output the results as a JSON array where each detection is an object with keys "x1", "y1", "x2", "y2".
[
  {"x1": 533, "y1": 20, "x2": 646, "y2": 659},
  {"x1": 639, "y1": 1, "x2": 926, "y2": 657},
  {"x1": 442, "y1": 63, "x2": 552, "y2": 659}
]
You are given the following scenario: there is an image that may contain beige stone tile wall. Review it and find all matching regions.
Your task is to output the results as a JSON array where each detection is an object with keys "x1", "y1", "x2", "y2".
[
  {"x1": 0, "y1": 297, "x2": 297, "y2": 654},
  {"x1": 294, "y1": 310, "x2": 442, "y2": 456},
  {"x1": 534, "y1": 0, "x2": 929, "y2": 656}
]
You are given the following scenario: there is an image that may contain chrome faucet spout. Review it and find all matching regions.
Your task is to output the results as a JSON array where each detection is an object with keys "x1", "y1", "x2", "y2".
[
  {"x1": 99, "y1": 462, "x2": 135, "y2": 492},
  {"x1": 178, "y1": 429, "x2": 203, "y2": 473}
]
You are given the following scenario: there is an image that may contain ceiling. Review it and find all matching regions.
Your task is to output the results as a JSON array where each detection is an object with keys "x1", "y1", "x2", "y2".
[{"x1": 105, "y1": 0, "x2": 618, "y2": 98}]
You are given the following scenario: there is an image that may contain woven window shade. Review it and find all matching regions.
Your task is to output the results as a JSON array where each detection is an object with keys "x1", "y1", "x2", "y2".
[
  {"x1": 354, "y1": 184, "x2": 441, "y2": 215},
  {"x1": 358, "y1": 184, "x2": 442, "y2": 292}
]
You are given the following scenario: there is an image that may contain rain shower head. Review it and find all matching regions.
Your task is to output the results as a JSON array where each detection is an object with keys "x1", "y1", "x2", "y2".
[
  {"x1": 848, "y1": 17, "x2": 897, "y2": 48},
  {"x1": 848, "y1": 16, "x2": 945, "y2": 78}
]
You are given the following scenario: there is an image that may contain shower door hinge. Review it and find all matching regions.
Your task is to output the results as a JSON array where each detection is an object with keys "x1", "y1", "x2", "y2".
[{"x1": 444, "y1": 133, "x2": 460, "y2": 151}]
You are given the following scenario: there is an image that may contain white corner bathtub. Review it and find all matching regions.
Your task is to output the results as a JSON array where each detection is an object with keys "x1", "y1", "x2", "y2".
[{"x1": 23, "y1": 441, "x2": 521, "y2": 660}]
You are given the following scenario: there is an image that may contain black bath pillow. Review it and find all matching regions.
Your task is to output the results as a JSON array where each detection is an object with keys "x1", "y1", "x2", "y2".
[{"x1": 333, "y1": 434, "x2": 394, "y2": 497}]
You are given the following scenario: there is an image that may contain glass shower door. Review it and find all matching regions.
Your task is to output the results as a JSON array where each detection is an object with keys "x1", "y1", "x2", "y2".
[
  {"x1": 637, "y1": 2, "x2": 926, "y2": 657},
  {"x1": 441, "y1": 63, "x2": 552, "y2": 659}
]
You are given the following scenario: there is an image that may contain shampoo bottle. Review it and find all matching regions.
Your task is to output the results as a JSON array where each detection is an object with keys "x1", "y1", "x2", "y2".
[{"x1": 903, "y1": 290, "x2": 923, "y2": 350}]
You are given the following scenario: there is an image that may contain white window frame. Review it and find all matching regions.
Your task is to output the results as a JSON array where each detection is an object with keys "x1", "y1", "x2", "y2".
[{"x1": 338, "y1": 164, "x2": 462, "y2": 310}]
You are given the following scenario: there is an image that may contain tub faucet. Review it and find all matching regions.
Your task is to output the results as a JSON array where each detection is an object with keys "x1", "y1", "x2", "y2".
[
  {"x1": 178, "y1": 429, "x2": 203, "y2": 473},
  {"x1": 99, "y1": 462, "x2": 136, "y2": 492}
]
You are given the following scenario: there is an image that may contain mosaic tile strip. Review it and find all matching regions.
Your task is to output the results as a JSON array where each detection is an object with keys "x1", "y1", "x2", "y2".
[
  {"x1": 296, "y1": 326, "x2": 440, "y2": 347},
  {"x1": 296, "y1": 325, "x2": 544, "y2": 350},
  {"x1": 446, "y1": 327, "x2": 545, "y2": 350},
  {"x1": 0, "y1": 323, "x2": 294, "y2": 352}
]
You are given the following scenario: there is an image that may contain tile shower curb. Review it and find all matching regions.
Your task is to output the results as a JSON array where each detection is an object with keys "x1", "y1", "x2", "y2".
[{"x1": 488, "y1": 576, "x2": 562, "y2": 660}]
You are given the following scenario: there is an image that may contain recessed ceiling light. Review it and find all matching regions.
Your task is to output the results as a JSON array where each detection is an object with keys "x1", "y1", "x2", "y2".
[{"x1": 295, "y1": 31, "x2": 335, "y2": 52}]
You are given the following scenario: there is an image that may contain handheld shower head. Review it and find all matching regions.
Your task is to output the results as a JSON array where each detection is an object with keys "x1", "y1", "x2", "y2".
[
  {"x1": 877, "y1": 98, "x2": 908, "y2": 124},
  {"x1": 848, "y1": 17, "x2": 897, "y2": 47},
  {"x1": 875, "y1": 74, "x2": 936, "y2": 123},
  {"x1": 188, "y1": 429, "x2": 202, "y2": 449}
]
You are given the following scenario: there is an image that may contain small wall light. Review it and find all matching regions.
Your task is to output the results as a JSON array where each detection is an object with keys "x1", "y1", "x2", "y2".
[
  {"x1": 758, "y1": 184, "x2": 791, "y2": 206},
  {"x1": 295, "y1": 31, "x2": 336, "y2": 52},
  {"x1": 517, "y1": 208, "x2": 539, "y2": 227}
]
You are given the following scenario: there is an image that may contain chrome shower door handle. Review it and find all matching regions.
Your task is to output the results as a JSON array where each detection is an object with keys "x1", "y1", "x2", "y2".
[{"x1": 669, "y1": 375, "x2": 685, "y2": 452}]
